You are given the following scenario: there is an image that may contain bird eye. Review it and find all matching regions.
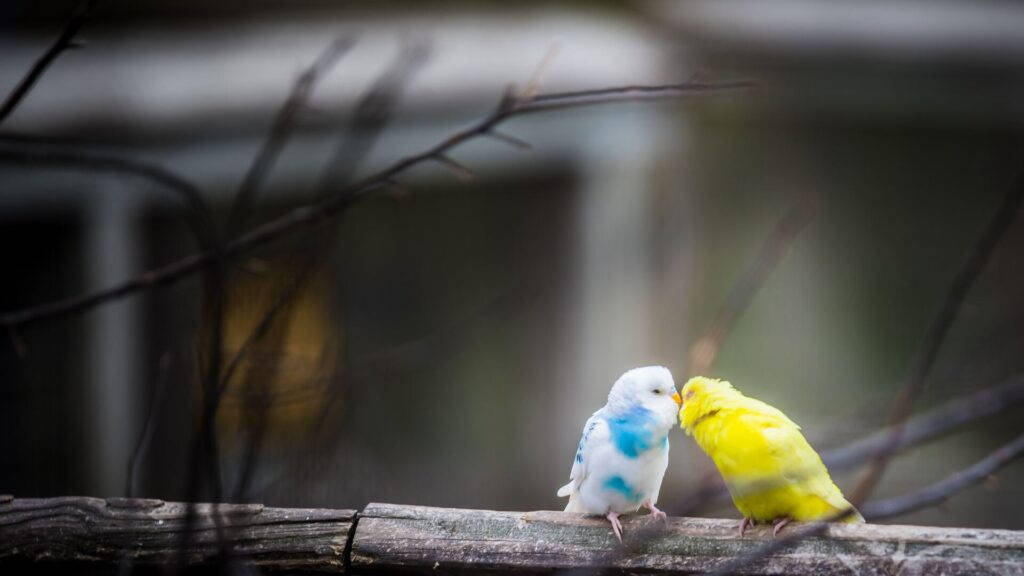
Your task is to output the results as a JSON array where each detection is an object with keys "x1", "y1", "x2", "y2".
[{"x1": 653, "y1": 389, "x2": 662, "y2": 394}]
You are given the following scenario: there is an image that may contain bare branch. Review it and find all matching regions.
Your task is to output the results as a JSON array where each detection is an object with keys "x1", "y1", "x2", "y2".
[
  {"x1": 863, "y1": 432, "x2": 1024, "y2": 520},
  {"x1": 0, "y1": 79, "x2": 752, "y2": 331},
  {"x1": 0, "y1": 0, "x2": 98, "y2": 125},
  {"x1": 0, "y1": 138, "x2": 217, "y2": 249},
  {"x1": 125, "y1": 351, "x2": 174, "y2": 497},
  {"x1": 849, "y1": 173, "x2": 1024, "y2": 505},
  {"x1": 432, "y1": 153, "x2": 475, "y2": 181},
  {"x1": 517, "y1": 80, "x2": 756, "y2": 113},
  {"x1": 823, "y1": 374, "x2": 1024, "y2": 471},
  {"x1": 217, "y1": 248, "x2": 322, "y2": 397},
  {"x1": 483, "y1": 128, "x2": 532, "y2": 150},
  {"x1": 228, "y1": 35, "x2": 357, "y2": 235},
  {"x1": 519, "y1": 43, "x2": 560, "y2": 101},
  {"x1": 688, "y1": 200, "x2": 814, "y2": 377},
  {"x1": 318, "y1": 39, "x2": 431, "y2": 194}
]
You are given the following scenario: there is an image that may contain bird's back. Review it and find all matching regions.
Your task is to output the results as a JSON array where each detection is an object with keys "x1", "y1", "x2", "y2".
[{"x1": 695, "y1": 395, "x2": 861, "y2": 523}]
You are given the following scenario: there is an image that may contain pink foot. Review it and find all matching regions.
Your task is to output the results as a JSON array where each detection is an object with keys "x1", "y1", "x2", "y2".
[
  {"x1": 772, "y1": 517, "x2": 791, "y2": 537},
  {"x1": 606, "y1": 511, "x2": 623, "y2": 543},
  {"x1": 738, "y1": 517, "x2": 752, "y2": 538},
  {"x1": 643, "y1": 500, "x2": 669, "y2": 526}
]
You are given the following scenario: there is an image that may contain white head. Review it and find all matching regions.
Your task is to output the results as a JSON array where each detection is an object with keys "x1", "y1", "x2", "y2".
[{"x1": 606, "y1": 365, "x2": 681, "y2": 429}]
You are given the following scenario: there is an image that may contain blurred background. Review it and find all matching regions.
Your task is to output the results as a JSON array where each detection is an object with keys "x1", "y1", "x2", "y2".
[{"x1": 1, "y1": 0, "x2": 1022, "y2": 531}]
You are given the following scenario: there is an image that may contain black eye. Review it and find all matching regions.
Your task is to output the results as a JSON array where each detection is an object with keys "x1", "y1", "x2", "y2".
[{"x1": 653, "y1": 389, "x2": 662, "y2": 394}]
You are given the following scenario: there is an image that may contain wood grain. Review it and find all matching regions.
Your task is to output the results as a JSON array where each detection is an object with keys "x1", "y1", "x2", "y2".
[
  {"x1": 0, "y1": 496, "x2": 353, "y2": 573},
  {"x1": 3, "y1": 497, "x2": 1023, "y2": 574},
  {"x1": 351, "y1": 502, "x2": 1024, "y2": 575}
]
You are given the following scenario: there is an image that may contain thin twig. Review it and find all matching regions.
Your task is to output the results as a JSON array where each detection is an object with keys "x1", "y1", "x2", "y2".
[
  {"x1": 483, "y1": 128, "x2": 531, "y2": 150},
  {"x1": 862, "y1": 432, "x2": 1024, "y2": 520},
  {"x1": 823, "y1": 375, "x2": 1024, "y2": 471},
  {"x1": 0, "y1": 140, "x2": 216, "y2": 249},
  {"x1": 125, "y1": 351, "x2": 174, "y2": 497},
  {"x1": 227, "y1": 35, "x2": 356, "y2": 235},
  {"x1": 517, "y1": 80, "x2": 756, "y2": 113},
  {"x1": 432, "y1": 153, "x2": 475, "y2": 181},
  {"x1": 317, "y1": 39, "x2": 431, "y2": 195},
  {"x1": 225, "y1": 44, "x2": 430, "y2": 500},
  {"x1": 0, "y1": 79, "x2": 753, "y2": 330},
  {"x1": 519, "y1": 43, "x2": 560, "y2": 101},
  {"x1": 688, "y1": 201, "x2": 814, "y2": 377},
  {"x1": 216, "y1": 245, "x2": 322, "y2": 397},
  {"x1": 0, "y1": 0, "x2": 98, "y2": 124},
  {"x1": 180, "y1": 38, "x2": 358, "y2": 569}
]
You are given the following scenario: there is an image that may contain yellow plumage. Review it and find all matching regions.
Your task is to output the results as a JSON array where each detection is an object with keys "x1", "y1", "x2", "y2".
[{"x1": 679, "y1": 377, "x2": 863, "y2": 530}]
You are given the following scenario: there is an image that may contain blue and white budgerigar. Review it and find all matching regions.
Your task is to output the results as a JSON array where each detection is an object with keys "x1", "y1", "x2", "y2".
[{"x1": 557, "y1": 366, "x2": 681, "y2": 542}]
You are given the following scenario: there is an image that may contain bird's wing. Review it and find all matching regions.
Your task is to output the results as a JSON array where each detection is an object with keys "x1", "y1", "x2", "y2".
[
  {"x1": 557, "y1": 411, "x2": 609, "y2": 497},
  {"x1": 731, "y1": 407, "x2": 853, "y2": 514}
]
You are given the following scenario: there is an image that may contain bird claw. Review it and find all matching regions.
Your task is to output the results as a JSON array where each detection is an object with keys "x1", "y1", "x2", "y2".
[
  {"x1": 738, "y1": 517, "x2": 752, "y2": 538},
  {"x1": 772, "y1": 517, "x2": 791, "y2": 537},
  {"x1": 643, "y1": 500, "x2": 669, "y2": 527},
  {"x1": 606, "y1": 512, "x2": 624, "y2": 543}
]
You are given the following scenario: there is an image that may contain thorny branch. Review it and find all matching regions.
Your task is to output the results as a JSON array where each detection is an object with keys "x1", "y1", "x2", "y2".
[
  {"x1": 0, "y1": 0, "x2": 98, "y2": 125},
  {"x1": 0, "y1": 79, "x2": 754, "y2": 331}
]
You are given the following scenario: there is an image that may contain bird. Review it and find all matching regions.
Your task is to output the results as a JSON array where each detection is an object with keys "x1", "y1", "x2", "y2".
[
  {"x1": 557, "y1": 365, "x2": 682, "y2": 543},
  {"x1": 678, "y1": 376, "x2": 864, "y2": 537}
]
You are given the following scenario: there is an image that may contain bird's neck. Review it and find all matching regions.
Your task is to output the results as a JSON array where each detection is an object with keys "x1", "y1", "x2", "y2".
[
  {"x1": 691, "y1": 407, "x2": 728, "y2": 454},
  {"x1": 688, "y1": 390, "x2": 751, "y2": 451}
]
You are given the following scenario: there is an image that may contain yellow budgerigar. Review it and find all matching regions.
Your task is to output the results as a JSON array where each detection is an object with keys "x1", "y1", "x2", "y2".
[{"x1": 679, "y1": 377, "x2": 864, "y2": 536}]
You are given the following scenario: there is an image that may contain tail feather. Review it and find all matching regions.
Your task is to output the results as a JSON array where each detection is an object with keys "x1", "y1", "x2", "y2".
[
  {"x1": 843, "y1": 507, "x2": 866, "y2": 523},
  {"x1": 563, "y1": 492, "x2": 586, "y2": 513},
  {"x1": 556, "y1": 481, "x2": 573, "y2": 498},
  {"x1": 558, "y1": 481, "x2": 588, "y2": 513}
]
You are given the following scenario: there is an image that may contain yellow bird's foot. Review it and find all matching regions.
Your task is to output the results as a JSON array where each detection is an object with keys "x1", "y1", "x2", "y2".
[
  {"x1": 606, "y1": 511, "x2": 624, "y2": 543},
  {"x1": 771, "y1": 517, "x2": 791, "y2": 537},
  {"x1": 643, "y1": 500, "x2": 669, "y2": 527},
  {"x1": 738, "y1": 517, "x2": 752, "y2": 537}
]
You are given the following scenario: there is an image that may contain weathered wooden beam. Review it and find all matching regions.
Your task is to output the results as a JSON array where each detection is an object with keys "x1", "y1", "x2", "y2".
[
  {"x1": 351, "y1": 502, "x2": 1024, "y2": 575},
  {"x1": 0, "y1": 495, "x2": 354, "y2": 573},
  {"x1": 3, "y1": 497, "x2": 1024, "y2": 575}
]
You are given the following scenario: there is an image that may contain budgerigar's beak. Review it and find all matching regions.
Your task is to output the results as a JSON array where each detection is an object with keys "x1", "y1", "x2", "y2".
[{"x1": 671, "y1": 392, "x2": 682, "y2": 407}]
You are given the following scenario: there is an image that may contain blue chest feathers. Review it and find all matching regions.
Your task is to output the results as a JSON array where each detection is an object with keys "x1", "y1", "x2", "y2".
[{"x1": 607, "y1": 406, "x2": 667, "y2": 458}]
